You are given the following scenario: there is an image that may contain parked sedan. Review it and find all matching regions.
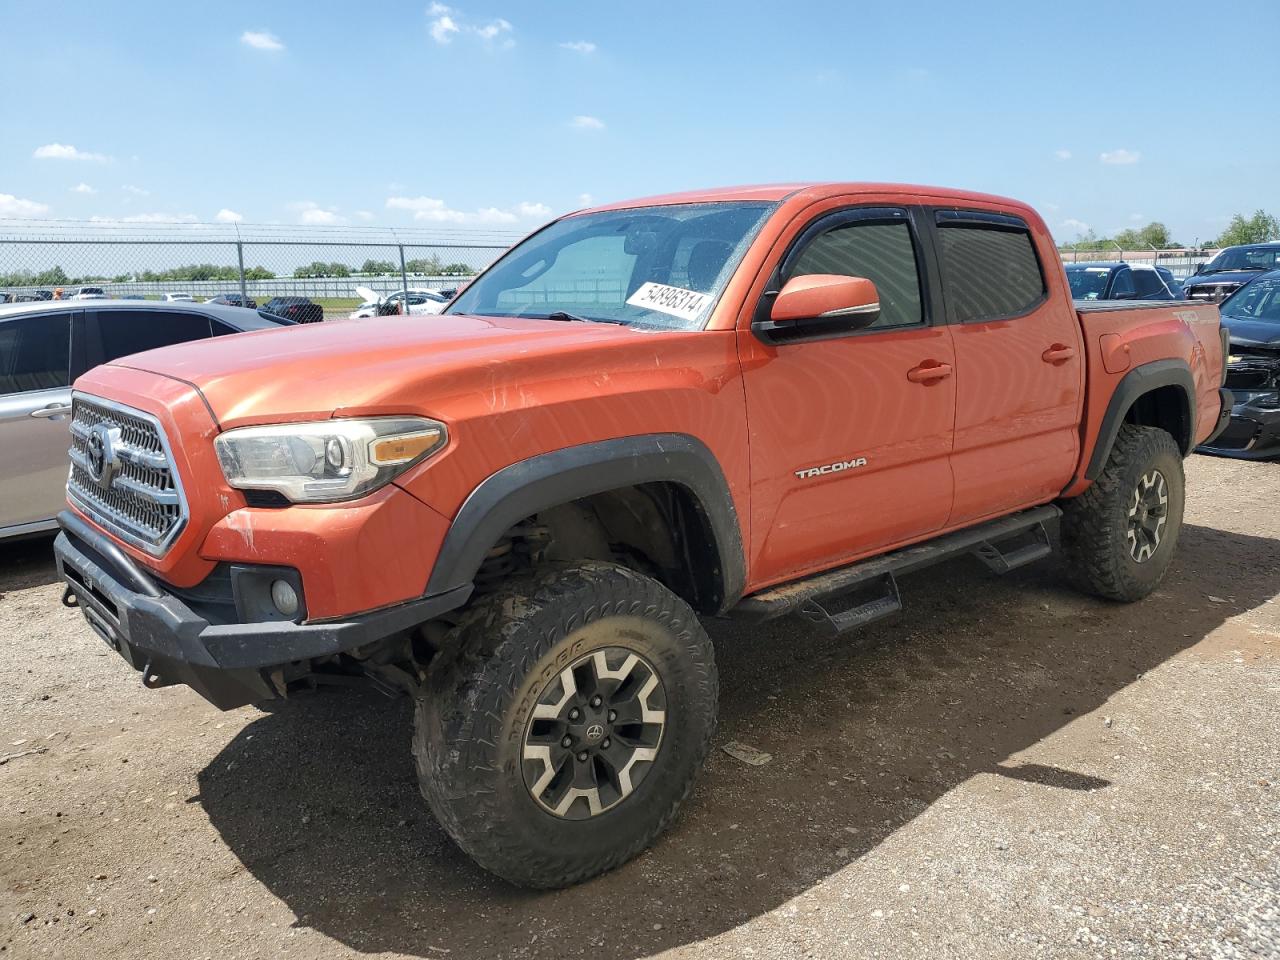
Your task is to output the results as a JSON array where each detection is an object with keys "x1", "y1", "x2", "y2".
[
  {"x1": 1197, "y1": 270, "x2": 1280, "y2": 460},
  {"x1": 348, "y1": 286, "x2": 448, "y2": 318},
  {"x1": 1065, "y1": 262, "x2": 1180, "y2": 301},
  {"x1": 205, "y1": 292, "x2": 258, "y2": 309},
  {"x1": 162, "y1": 292, "x2": 196, "y2": 302},
  {"x1": 1182, "y1": 242, "x2": 1280, "y2": 303},
  {"x1": 0, "y1": 300, "x2": 293, "y2": 541},
  {"x1": 261, "y1": 296, "x2": 324, "y2": 323}
]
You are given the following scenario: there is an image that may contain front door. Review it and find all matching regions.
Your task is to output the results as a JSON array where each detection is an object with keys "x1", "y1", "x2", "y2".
[
  {"x1": 0, "y1": 310, "x2": 75, "y2": 530},
  {"x1": 738, "y1": 206, "x2": 957, "y2": 587}
]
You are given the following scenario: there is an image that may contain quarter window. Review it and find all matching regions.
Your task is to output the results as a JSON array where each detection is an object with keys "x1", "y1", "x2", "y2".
[
  {"x1": 937, "y1": 220, "x2": 1046, "y2": 321},
  {"x1": 784, "y1": 220, "x2": 924, "y2": 329},
  {"x1": 94, "y1": 310, "x2": 214, "y2": 362},
  {"x1": 0, "y1": 312, "x2": 71, "y2": 395}
]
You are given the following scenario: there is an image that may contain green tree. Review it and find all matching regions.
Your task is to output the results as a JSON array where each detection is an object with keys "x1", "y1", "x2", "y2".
[
  {"x1": 405, "y1": 255, "x2": 442, "y2": 274},
  {"x1": 293, "y1": 261, "x2": 350, "y2": 278},
  {"x1": 440, "y1": 262, "x2": 474, "y2": 274},
  {"x1": 360, "y1": 259, "x2": 397, "y2": 274},
  {"x1": 1214, "y1": 210, "x2": 1280, "y2": 247}
]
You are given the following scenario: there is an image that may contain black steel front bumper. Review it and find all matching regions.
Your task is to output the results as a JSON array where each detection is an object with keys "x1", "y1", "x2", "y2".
[{"x1": 54, "y1": 511, "x2": 471, "y2": 709}]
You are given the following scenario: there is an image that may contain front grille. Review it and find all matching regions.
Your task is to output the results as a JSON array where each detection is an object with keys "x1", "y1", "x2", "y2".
[
  {"x1": 1186, "y1": 282, "x2": 1241, "y2": 302},
  {"x1": 66, "y1": 394, "x2": 188, "y2": 556}
]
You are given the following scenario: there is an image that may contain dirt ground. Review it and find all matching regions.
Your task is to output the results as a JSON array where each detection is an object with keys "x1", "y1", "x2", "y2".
[{"x1": 1, "y1": 455, "x2": 1276, "y2": 960}]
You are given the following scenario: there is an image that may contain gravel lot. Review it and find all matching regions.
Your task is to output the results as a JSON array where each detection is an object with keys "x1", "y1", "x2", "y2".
[{"x1": 2, "y1": 454, "x2": 1276, "y2": 960}]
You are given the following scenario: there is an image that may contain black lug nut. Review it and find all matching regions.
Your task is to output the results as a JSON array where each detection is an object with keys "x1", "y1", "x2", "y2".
[
  {"x1": 602, "y1": 737, "x2": 611, "y2": 749},
  {"x1": 607, "y1": 710, "x2": 617, "y2": 722},
  {"x1": 561, "y1": 736, "x2": 573, "y2": 748},
  {"x1": 568, "y1": 708, "x2": 580, "y2": 721},
  {"x1": 576, "y1": 751, "x2": 588, "y2": 762},
  {"x1": 589, "y1": 695, "x2": 603, "y2": 708}
]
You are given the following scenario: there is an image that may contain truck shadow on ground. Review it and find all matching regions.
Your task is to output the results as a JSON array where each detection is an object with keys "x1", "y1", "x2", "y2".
[
  {"x1": 196, "y1": 522, "x2": 1279, "y2": 959},
  {"x1": 0, "y1": 535, "x2": 59, "y2": 597}
]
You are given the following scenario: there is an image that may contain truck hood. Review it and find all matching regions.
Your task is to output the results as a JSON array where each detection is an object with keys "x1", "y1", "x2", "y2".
[
  {"x1": 1185, "y1": 270, "x2": 1266, "y2": 288},
  {"x1": 110, "y1": 313, "x2": 651, "y2": 427},
  {"x1": 1223, "y1": 316, "x2": 1280, "y2": 351}
]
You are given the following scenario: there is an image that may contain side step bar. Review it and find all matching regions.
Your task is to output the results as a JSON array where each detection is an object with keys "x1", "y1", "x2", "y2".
[{"x1": 730, "y1": 504, "x2": 1061, "y2": 635}]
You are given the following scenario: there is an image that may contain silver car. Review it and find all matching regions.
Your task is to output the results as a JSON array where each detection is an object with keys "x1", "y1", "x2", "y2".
[{"x1": 0, "y1": 300, "x2": 291, "y2": 540}]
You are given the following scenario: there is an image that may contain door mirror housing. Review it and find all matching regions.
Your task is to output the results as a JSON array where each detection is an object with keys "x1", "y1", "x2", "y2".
[{"x1": 755, "y1": 274, "x2": 881, "y2": 343}]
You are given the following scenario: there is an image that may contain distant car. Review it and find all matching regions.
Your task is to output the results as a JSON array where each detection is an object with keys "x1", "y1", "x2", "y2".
[
  {"x1": 206, "y1": 292, "x2": 258, "y2": 309},
  {"x1": 118, "y1": 294, "x2": 147, "y2": 301},
  {"x1": 0, "y1": 299, "x2": 294, "y2": 541},
  {"x1": 73, "y1": 286, "x2": 108, "y2": 300},
  {"x1": 1197, "y1": 270, "x2": 1280, "y2": 460},
  {"x1": 261, "y1": 296, "x2": 324, "y2": 323},
  {"x1": 348, "y1": 286, "x2": 448, "y2": 318},
  {"x1": 1182, "y1": 242, "x2": 1280, "y2": 303},
  {"x1": 162, "y1": 292, "x2": 196, "y2": 302},
  {"x1": 1064, "y1": 262, "x2": 1180, "y2": 301}
]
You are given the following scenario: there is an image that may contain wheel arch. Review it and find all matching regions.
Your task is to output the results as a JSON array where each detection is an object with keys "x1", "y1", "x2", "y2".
[
  {"x1": 1084, "y1": 359, "x2": 1196, "y2": 481},
  {"x1": 424, "y1": 434, "x2": 746, "y2": 614}
]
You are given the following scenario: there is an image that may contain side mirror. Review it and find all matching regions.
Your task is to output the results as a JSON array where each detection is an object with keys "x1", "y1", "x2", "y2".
[
  {"x1": 771, "y1": 274, "x2": 880, "y2": 326},
  {"x1": 1193, "y1": 263, "x2": 1205, "y2": 275}
]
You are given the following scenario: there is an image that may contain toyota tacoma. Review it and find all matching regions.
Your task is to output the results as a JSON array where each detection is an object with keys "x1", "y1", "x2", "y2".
[{"x1": 53, "y1": 183, "x2": 1232, "y2": 888}]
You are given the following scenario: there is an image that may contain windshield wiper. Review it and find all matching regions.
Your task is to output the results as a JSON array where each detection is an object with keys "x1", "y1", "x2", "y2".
[{"x1": 537, "y1": 311, "x2": 626, "y2": 325}]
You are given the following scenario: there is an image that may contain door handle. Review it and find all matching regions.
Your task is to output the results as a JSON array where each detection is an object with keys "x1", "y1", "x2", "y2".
[
  {"x1": 906, "y1": 361, "x2": 953, "y2": 384},
  {"x1": 1041, "y1": 344, "x2": 1077, "y2": 364},
  {"x1": 30, "y1": 403, "x2": 72, "y2": 419}
]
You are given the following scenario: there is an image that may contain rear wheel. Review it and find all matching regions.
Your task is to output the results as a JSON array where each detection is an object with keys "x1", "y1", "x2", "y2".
[
  {"x1": 1061, "y1": 424, "x2": 1185, "y2": 602},
  {"x1": 412, "y1": 561, "x2": 717, "y2": 888}
]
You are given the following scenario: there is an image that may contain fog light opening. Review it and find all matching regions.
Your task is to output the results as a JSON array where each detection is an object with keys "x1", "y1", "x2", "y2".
[{"x1": 270, "y1": 579, "x2": 299, "y2": 617}]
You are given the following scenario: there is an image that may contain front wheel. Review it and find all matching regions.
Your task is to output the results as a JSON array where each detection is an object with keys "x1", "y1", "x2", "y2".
[
  {"x1": 1060, "y1": 424, "x2": 1186, "y2": 602},
  {"x1": 412, "y1": 562, "x2": 717, "y2": 888}
]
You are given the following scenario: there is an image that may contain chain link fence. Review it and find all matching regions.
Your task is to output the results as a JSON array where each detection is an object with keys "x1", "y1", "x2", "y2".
[{"x1": 0, "y1": 220, "x2": 517, "y2": 319}]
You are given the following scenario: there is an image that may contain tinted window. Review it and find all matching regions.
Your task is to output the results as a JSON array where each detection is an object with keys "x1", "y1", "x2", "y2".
[
  {"x1": 95, "y1": 310, "x2": 213, "y2": 361},
  {"x1": 938, "y1": 222, "x2": 1046, "y2": 321},
  {"x1": 0, "y1": 312, "x2": 71, "y2": 395},
  {"x1": 1110, "y1": 269, "x2": 1135, "y2": 299},
  {"x1": 785, "y1": 220, "x2": 923, "y2": 329},
  {"x1": 1132, "y1": 269, "x2": 1167, "y2": 298}
]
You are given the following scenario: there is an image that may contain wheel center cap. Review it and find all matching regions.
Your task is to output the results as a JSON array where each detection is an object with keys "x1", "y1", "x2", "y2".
[{"x1": 584, "y1": 723, "x2": 605, "y2": 742}]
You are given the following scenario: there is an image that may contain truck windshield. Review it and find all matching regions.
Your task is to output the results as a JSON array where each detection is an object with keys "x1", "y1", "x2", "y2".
[
  {"x1": 447, "y1": 201, "x2": 776, "y2": 330},
  {"x1": 1203, "y1": 247, "x2": 1280, "y2": 273},
  {"x1": 1065, "y1": 266, "x2": 1112, "y2": 300}
]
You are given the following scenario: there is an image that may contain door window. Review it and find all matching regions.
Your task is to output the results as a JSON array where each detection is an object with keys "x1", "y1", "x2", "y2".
[
  {"x1": 1110, "y1": 268, "x2": 1136, "y2": 299},
  {"x1": 93, "y1": 310, "x2": 214, "y2": 362},
  {"x1": 936, "y1": 218, "x2": 1046, "y2": 321},
  {"x1": 1131, "y1": 268, "x2": 1166, "y2": 298},
  {"x1": 0, "y1": 312, "x2": 71, "y2": 395},
  {"x1": 783, "y1": 218, "x2": 924, "y2": 329}
]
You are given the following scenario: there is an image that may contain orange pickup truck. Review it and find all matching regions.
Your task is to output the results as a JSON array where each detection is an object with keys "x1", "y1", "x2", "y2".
[{"x1": 54, "y1": 183, "x2": 1232, "y2": 887}]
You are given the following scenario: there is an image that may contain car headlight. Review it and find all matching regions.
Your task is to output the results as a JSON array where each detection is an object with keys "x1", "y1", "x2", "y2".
[{"x1": 215, "y1": 417, "x2": 446, "y2": 503}]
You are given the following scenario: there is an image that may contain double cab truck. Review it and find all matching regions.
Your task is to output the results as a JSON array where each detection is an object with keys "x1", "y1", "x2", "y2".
[{"x1": 54, "y1": 183, "x2": 1232, "y2": 888}]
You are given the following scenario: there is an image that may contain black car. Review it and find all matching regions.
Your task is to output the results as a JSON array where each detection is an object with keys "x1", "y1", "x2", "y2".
[
  {"x1": 207, "y1": 292, "x2": 258, "y2": 309},
  {"x1": 1182, "y1": 242, "x2": 1280, "y2": 303},
  {"x1": 1065, "y1": 262, "x2": 1180, "y2": 301},
  {"x1": 1197, "y1": 270, "x2": 1280, "y2": 460},
  {"x1": 261, "y1": 296, "x2": 324, "y2": 323}
]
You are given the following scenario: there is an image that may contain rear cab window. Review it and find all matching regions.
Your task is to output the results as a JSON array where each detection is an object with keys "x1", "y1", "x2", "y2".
[{"x1": 934, "y1": 210, "x2": 1046, "y2": 322}]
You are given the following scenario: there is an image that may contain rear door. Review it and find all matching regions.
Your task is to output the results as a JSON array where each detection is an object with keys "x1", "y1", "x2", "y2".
[
  {"x1": 85, "y1": 307, "x2": 218, "y2": 366},
  {"x1": 0, "y1": 309, "x2": 77, "y2": 530},
  {"x1": 929, "y1": 209, "x2": 1084, "y2": 525}
]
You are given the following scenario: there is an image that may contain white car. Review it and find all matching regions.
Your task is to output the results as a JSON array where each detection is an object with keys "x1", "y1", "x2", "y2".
[
  {"x1": 348, "y1": 286, "x2": 448, "y2": 319},
  {"x1": 72, "y1": 286, "x2": 108, "y2": 300},
  {"x1": 162, "y1": 292, "x2": 196, "y2": 302}
]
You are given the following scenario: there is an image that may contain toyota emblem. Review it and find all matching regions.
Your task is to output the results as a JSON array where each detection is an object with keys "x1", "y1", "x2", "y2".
[
  {"x1": 86, "y1": 424, "x2": 122, "y2": 488},
  {"x1": 585, "y1": 723, "x2": 605, "y2": 742}
]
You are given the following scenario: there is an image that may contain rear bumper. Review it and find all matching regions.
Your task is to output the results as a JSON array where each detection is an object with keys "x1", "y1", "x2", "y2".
[
  {"x1": 55, "y1": 511, "x2": 471, "y2": 709},
  {"x1": 1196, "y1": 388, "x2": 1280, "y2": 460}
]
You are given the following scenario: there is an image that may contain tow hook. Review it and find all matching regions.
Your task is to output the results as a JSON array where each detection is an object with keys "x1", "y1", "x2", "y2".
[
  {"x1": 61, "y1": 586, "x2": 78, "y2": 608},
  {"x1": 141, "y1": 661, "x2": 166, "y2": 689}
]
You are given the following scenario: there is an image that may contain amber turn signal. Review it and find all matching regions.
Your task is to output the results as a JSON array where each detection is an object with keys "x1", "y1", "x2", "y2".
[{"x1": 369, "y1": 428, "x2": 445, "y2": 466}]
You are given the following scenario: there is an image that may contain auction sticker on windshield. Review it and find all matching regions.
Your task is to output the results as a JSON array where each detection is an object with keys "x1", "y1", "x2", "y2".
[{"x1": 626, "y1": 282, "x2": 712, "y2": 323}]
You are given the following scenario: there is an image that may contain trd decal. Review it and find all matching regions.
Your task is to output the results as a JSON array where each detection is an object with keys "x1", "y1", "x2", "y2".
[{"x1": 794, "y1": 457, "x2": 868, "y2": 479}]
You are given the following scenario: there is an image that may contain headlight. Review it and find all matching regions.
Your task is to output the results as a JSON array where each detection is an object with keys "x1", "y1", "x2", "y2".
[{"x1": 215, "y1": 417, "x2": 446, "y2": 503}]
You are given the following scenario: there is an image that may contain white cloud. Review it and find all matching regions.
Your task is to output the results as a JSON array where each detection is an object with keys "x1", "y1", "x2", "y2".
[
  {"x1": 428, "y1": 1, "x2": 451, "y2": 12},
  {"x1": 91, "y1": 212, "x2": 198, "y2": 223},
  {"x1": 0, "y1": 193, "x2": 50, "y2": 217},
  {"x1": 1100, "y1": 148, "x2": 1140, "y2": 165},
  {"x1": 290, "y1": 201, "x2": 344, "y2": 225},
  {"x1": 559, "y1": 41, "x2": 596, "y2": 54},
  {"x1": 1060, "y1": 218, "x2": 1091, "y2": 235},
  {"x1": 355, "y1": 210, "x2": 375, "y2": 221},
  {"x1": 33, "y1": 143, "x2": 111, "y2": 162},
  {"x1": 571, "y1": 115, "x2": 605, "y2": 130},
  {"x1": 386, "y1": 195, "x2": 550, "y2": 224},
  {"x1": 1054, "y1": 149, "x2": 1072, "y2": 161},
  {"x1": 474, "y1": 17, "x2": 512, "y2": 41},
  {"x1": 215, "y1": 208, "x2": 243, "y2": 223},
  {"x1": 1128, "y1": 213, "x2": 1145, "y2": 222},
  {"x1": 578, "y1": 193, "x2": 593, "y2": 207},
  {"x1": 71, "y1": 182, "x2": 95, "y2": 194},
  {"x1": 122, "y1": 184, "x2": 149, "y2": 196},
  {"x1": 241, "y1": 30, "x2": 284, "y2": 52},
  {"x1": 430, "y1": 12, "x2": 460, "y2": 43}
]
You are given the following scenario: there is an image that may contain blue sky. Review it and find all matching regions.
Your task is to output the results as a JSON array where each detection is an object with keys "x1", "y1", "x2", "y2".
[{"x1": 2, "y1": 0, "x2": 1276, "y2": 246}]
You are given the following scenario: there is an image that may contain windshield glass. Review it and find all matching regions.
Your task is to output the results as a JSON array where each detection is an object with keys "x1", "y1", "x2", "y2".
[
  {"x1": 1203, "y1": 246, "x2": 1280, "y2": 273},
  {"x1": 1222, "y1": 277, "x2": 1280, "y2": 323},
  {"x1": 447, "y1": 201, "x2": 776, "y2": 330},
  {"x1": 1066, "y1": 266, "x2": 1112, "y2": 300}
]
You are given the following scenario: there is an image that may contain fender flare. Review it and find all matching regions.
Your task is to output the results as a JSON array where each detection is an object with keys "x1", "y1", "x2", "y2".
[
  {"x1": 424, "y1": 433, "x2": 746, "y2": 611},
  {"x1": 1085, "y1": 358, "x2": 1195, "y2": 481}
]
